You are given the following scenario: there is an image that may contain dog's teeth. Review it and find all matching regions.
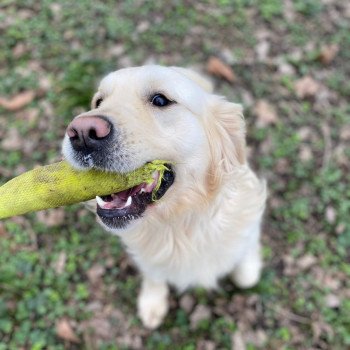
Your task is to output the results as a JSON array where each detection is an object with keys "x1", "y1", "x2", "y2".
[
  {"x1": 125, "y1": 196, "x2": 132, "y2": 207},
  {"x1": 96, "y1": 196, "x2": 106, "y2": 207}
]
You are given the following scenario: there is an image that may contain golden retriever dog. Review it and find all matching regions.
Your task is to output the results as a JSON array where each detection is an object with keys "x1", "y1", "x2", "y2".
[{"x1": 62, "y1": 65, "x2": 267, "y2": 329}]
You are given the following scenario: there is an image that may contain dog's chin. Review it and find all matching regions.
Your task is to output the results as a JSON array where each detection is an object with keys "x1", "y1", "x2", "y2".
[{"x1": 95, "y1": 165, "x2": 175, "y2": 231}]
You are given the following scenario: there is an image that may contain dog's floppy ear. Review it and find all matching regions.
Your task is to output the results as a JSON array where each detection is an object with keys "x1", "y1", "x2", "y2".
[{"x1": 205, "y1": 97, "x2": 247, "y2": 190}]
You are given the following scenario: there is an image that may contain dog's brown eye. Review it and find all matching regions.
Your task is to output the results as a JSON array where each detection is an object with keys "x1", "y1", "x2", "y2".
[
  {"x1": 95, "y1": 97, "x2": 103, "y2": 108},
  {"x1": 151, "y1": 94, "x2": 171, "y2": 107}
]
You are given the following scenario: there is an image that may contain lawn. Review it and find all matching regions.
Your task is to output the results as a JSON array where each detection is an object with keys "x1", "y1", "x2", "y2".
[{"x1": 0, "y1": 1, "x2": 349, "y2": 349}]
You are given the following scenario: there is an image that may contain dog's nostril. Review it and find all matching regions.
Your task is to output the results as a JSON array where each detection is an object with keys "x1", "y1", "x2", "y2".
[{"x1": 88, "y1": 128, "x2": 99, "y2": 140}]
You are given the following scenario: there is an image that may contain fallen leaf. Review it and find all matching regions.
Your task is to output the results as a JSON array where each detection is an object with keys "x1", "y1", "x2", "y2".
[
  {"x1": 255, "y1": 40, "x2": 270, "y2": 61},
  {"x1": 0, "y1": 222, "x2": 7, "y2": 238},
  {"x1": 220, "y1": 47, "x2": 235, "y2": 64},
  {"x1": 321, "y1": 271, "x2": 341, "y2": 290},
  {"x1": 38, "y1": 76, "x2": 52, "y2": 95},
  {"x1": 312, "y1": 319, "x2": 334, "y2": 341},
  {"x1": 105, "y1": 256, "x2": 116, "y2": 268},
  {"x1": 325, "y1": 206, "x2": 336, "y2": 224},
  {"x1": 197, "y1": 340, "x2": 216, "y2": 350},
  {"x1": 17, "y1": 108, "x2": 39, "y2": 123},
  {"x1": 248, "y1": 329, "x2": 267, "y2": 347},
  {"x1": 335, "y1": 145, "x2": 348, "y2": 167},
  {"x1": 275, "y1": 158, "x2": 289, "y2": 174},
  {"x1": 319, "y1": 44, "x2": 339, "y2": 65},
  {"x1": 36, "y1": 208, "x2": 65, "y2": 227},
  {"x1": 87, "y1": 264, "x2": 105, "y2": 285},
  {"x1": 231, "y1": 330, "x2": 246, "y2": 350},
  {"x1": 56, "y1": 319, "x2": 80, "y2": 343},
  {"x1": 260, "y1": 136, "x2": 273, "y2": 154},
  {"x1": 299, "y1": 145, "x2": 313, "y2": 162},
  {"x1": 117, "y1": 334, "x2": 143, "y2": 350},
  {"x1": 190, "y1": 304, "x2": 211, "y2": 329},
  {"x1": 49, "y1": 3, "x2": 62, "y2": 18},
  {"x1": 284, "y1": 256, "x2": 297, "y2": 276},
  {"x1": 336, "y1": 223, "x2": 346, "y2": 235},
  {"x1": 108, "y1": 44, "x2": 125, "y2": 57},
  {"x1": 1, "y1": 128, "x2": 23, "y2": 151},
  {"x1": 81, "y1": 316, "x2": 112, "y2": 340},
  {"x1": 283, "y1": 0, "x2": 296, "y2": 21},
  {"x1": 294, "y1": 76, "x2": 321, "y2": 99},
  {"x1": 253, "y1": 100, "x2": 278, "y2": 127},
  {"x1": 86, "y1": 301, "x2": 103, "y2": 313},
  {"x1": 297, "y1": 126, "x2": 313, "y2": 141},
  {"x1": 53, "y1": 251, "x2": 67, "y2": 275},
  {"x1": 206, "y1": 56, "x2": 235, "y2": 82},
  {"x1": 179, "y1": 294, "x2": 195, "y2": 313},
  {"x1": 297, "y1": 254, "x2": 317, "y2": 270},
  {"x1": 22, "y1": 137, "x2": 38, "y2": 155},
  {"x1": 340, "y1": 125, "x2": 350, "y2": 141},
  {"x1": 241, "y1": 89, "x2": 254, "y2": 107},
  {"x1": 137, "y1": 21, "x2": 150, "y2": 33},
  {"x1": 278, "y1": 61, "x2": 295, "y2": 75},
  {"x1": 13, "y1": 43, "x2": 26, "y2": 58},
  {"x1": 325, "y1": 294, "x2": 340, "y2": 308},
  {"x1": 0, "y1": 90, "x2": 35, "y2": 111}
]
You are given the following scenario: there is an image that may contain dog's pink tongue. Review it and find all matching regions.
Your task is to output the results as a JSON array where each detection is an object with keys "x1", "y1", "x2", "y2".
[
  {"x1": 102, "y1": 184, "x2": 144, "y2": 209},
  {"x1": 102, "y1": 194, "x2": 127, "y2": 209},
  {"x1": 97, "y1": 171, "x2": 160, "y2": 210}
]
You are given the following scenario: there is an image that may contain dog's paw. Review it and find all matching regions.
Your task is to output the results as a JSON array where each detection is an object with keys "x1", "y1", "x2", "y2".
[
  {"x1": 138, "y1": 294, "x2": 168, "y2": 329},
  {"x1": 137, "y1": 280, "x2": 169, "y2": 329},
  {"x1": 232, "y1": 267, "x2": 261, "y2": 289},
  {"x1": 231, "y1": 256, "x2": 262, "y2": 289}
]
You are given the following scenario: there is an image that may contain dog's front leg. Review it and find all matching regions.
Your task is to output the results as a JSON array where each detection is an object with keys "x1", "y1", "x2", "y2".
[
  {"x1": 137, "y1": 277, "x2": 169, "y2": 329},
  {"x1": 231, "y1": 220, "x2": 263, "y2": 289},
  {"x1": 231, "y1": 241, "x2": 262, "y2": 289}
]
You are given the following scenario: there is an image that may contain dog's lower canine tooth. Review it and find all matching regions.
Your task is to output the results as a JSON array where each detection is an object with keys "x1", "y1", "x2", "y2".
[
  {"x1": 96, "y1": 196, "x2": 107, "y2": 208},
  {"x1": 125, "y1": 196, "x2": 132, "y2": 207},
  {"x1": 0, "y1": 160, "x2": 169, "y2": 219}
]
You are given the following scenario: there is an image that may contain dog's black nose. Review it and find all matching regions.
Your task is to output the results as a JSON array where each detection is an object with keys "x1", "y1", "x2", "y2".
[{"x1": 67, "y1": 116, "x2": 113, "y2": 152}]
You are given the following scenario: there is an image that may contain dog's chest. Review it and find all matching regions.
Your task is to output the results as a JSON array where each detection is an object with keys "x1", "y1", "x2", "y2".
[
  {"x1": 168, "y1": 230, "x2": 248, "y2": 289},
  {"x1": 127, "y1": 220, "x2": 251, "y2": 290}
]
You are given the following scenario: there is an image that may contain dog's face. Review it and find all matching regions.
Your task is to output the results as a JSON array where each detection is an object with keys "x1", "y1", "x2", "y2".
[{"x1": 62, "y1": 66, "x2": 246, "y2": 233}]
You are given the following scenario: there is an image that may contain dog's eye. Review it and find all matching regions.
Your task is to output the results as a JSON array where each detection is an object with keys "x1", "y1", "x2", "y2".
[
  {"x1": 151, "y1": 94, "x2": 172, "y2": 107},
  {"x1": 95, "y1": 97, "x2": 103, "y2": 108}
]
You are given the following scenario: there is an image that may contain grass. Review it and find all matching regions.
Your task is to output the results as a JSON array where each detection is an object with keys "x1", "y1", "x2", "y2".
[{"x1": 0, "y1": 0, "x2": 349, "y2": 349}]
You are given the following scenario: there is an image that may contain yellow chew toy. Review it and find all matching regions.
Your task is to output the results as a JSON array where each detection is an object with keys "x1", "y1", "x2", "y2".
[{"x1": 0, "y1": 160, "x2": 168, "y2": 219}]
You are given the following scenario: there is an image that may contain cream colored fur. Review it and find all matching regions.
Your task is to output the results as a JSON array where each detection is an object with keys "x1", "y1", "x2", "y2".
[{"x1": 62, "y1": 65, "x2": 267, "y2": 329}]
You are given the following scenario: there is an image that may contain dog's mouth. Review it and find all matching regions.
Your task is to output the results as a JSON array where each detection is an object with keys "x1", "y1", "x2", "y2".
[{"x1": 96, "y1": 164, "x2": 175, "y2": 230}]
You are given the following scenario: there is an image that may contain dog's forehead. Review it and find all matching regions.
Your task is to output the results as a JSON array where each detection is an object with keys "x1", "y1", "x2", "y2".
[{"x1": 98, "y1": 66, "x2": 209, "y2": 115}]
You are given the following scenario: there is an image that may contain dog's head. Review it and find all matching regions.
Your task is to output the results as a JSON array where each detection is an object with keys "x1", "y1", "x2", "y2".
[{"x1": 62, "y1": 65, "x2": 246, "y2": 232}]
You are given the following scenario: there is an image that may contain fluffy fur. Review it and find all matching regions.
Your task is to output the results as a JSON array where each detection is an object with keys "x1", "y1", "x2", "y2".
[{"x1": 62, "y1": 65, "x2": 267, "y2": 329}]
